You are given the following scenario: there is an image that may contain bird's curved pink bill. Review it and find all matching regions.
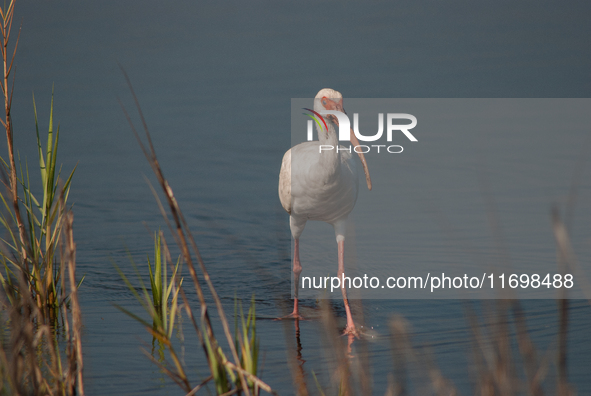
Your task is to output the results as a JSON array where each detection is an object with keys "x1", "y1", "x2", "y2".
[
  {"x1": 349, "y1": 126, "x2": 372, "y2": 190},
  {"x1": 325, "y1": 97, "x2": 372, "y2": 191}
]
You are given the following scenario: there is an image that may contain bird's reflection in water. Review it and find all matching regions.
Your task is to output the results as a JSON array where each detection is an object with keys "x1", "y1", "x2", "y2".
[
  {"x1": 294, "y1": 319, "x2": 304, "y2": 363},
  {"x1": 291, "y1": 319, "x2": 309, "y2": 394},
  {"x1": 288, "y1": 315, "x2": 360, "y2": 395}
]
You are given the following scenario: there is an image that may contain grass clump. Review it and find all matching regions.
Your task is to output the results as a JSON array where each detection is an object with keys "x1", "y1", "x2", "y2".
[
  {"x1": 114, "y1": 229, "x2": 185, "y2": 379},
  {"x1": 115, "y1": 230, "x2": 182, "y2": 340},
  {"x1": 235, "y1": 296, "x2": 260, "y2": 395},
  {"x1": 1, "y1": 89, "x2": 76, "y2": 320}
]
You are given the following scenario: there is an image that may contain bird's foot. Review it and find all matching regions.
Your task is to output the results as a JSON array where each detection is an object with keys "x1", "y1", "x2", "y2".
[
  {"x1": 342, "y1": 324, "x2": 360, "y2": 338},
  {"x1": 275, "y1": 312, "x2": 306, "y2": 321}
]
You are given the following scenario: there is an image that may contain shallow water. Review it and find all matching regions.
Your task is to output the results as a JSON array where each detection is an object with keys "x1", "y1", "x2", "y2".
[{"x1": 5, "y1": 1, "x2": 591, "y2": 394}]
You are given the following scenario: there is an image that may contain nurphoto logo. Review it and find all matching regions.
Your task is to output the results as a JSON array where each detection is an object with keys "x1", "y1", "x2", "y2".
[{"x1": 303, "y1": 108, "x2": 418, "y2": 154}]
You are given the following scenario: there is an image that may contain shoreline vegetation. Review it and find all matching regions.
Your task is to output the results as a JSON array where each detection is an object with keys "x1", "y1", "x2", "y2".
[
  {"x1": 0, "y1": 0, "x2": 585, "y2": 394},
  {"x1": 0, "y1": 1, "x2": 82, "y2": 394}
]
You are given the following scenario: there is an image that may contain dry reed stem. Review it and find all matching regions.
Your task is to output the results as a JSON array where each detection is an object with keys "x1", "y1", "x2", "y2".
[
  {"x1": 481, "y1": 304, "x2": 515, "y2": 395},
  {"x1": 389, "y1": 316, "x2": 410, "y2": 395},
  {"x1": 511, "y1": 302, "x2": 545, "y2": 396},
  {"x1": 551, "y1": 207, "x2": 591, "y2": 305},
  {"x1": 65, "y1": 211, "x2": 84, "y2": 395},
  {"x1": 223, "y1": 361, "x2": 278, "y2": 395},
  {"x1": 495, "y1": 306, "x2": 515, "y2": 395},
  {"x1": 141, "y1": 347, "x2": 191, "y2": 391},
  {"x1": 551, "y1": 208, "x2": 576, "y2": 396},
  {"x1": 0, "y1": 0, "x2": 27, "y2": 266},
  {"x1": 389, "y1": 315, "x2": 459, "y2": 396},
  {"x1": 219, "y1": 389, "x2": 240, "y2": 396},
  {"x1": 418, "y1": 348, "x2": 457, "y2": 396},
  {"x1": 185, "y1": 375, "x2": 215, "y2": 396},
  {"x1": 384, "y1": 373, "x2": 399, "y2": 396}
]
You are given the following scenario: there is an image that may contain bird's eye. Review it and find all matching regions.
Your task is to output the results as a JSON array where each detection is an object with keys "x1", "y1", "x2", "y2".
[{"x1": 322, "y1": 100, "x2": 327, "y2": 105}]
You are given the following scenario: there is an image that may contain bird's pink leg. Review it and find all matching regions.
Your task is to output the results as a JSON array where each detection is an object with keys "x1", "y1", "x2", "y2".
[
  {"x1": 291, "y1": 238, "x2": 303, "y2": 318},
  {"x1": 276, "y1": 238, "x2": 305, "y2": 320},
  {"x1": 338, "y1": 240, "x2": 357, "y2": 336}
]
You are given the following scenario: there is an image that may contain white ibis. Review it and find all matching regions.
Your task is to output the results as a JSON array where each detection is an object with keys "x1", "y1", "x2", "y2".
[{"x1": 278, "y1": 88, "x2": 372, "y2": 335}]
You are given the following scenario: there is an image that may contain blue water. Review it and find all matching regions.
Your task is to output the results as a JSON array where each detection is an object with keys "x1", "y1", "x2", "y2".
[{"x1": 5, "y1": 1, "x2": 591, "y2": 394}]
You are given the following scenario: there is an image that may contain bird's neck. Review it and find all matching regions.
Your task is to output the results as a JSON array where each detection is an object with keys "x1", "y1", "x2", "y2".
[
  {"x1": 317, "y1": 119, "x2": 339, "y2": 146},
  {"x1": 317, "y1": 119, "x2": 340, "y2": 170}
]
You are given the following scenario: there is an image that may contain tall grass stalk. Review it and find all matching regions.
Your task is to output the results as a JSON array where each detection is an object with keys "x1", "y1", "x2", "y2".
[{"x1": 0, "y1": 0, "x2": 26, "y2": 264}]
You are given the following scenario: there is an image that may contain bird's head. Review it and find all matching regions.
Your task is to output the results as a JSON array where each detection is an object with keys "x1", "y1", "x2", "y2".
[
  {"x1": 314, "y1": 88, "x2": 344, "y2": 122},
  {"x1": 313, "y1": 88, "x2": 372, "y2": 191}
]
